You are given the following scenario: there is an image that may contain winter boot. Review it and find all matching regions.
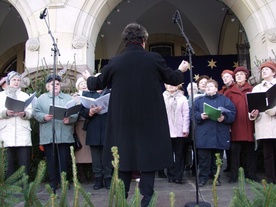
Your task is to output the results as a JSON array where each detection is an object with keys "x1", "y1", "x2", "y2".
[{"x1": 93, "y1": 177, "x2": 103, "y2": 190}]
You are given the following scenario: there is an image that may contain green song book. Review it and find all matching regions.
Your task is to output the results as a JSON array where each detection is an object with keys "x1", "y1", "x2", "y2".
[{"x1": 203, "y1": 102, "x2": 221, "y2": 121}]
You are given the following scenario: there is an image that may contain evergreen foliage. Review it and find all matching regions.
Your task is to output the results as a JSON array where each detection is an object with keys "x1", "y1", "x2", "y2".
[
  {"x1": 23, "y1": 160, "x2": 46, "y2": 207},
  {"x1": 0, "y1": 145, "x2": 28, "y2": 206},
  {"x1": 212, "y1": 153, "x2": 223, "y2": 207},
  {"x1": 6, "y1": 143, "x2": 273, "y2": 206},
  {"x1": 169, "y1": 192, "x2": 175, "y2": 207},
  {"x1": 229, "y1": 167, "x2": 276, "y2": 207},
  {"x1": 108, "y1": 146, "x2": 160, "y2": 207}
]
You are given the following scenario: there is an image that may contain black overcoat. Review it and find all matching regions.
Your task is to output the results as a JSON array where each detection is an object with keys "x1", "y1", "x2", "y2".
[
  {"x1": 79, "y1": 90, "x2": 109, "y2": 146},
  {"x1": 87, "y1": 44, "x2": 185, "y2": 171}
]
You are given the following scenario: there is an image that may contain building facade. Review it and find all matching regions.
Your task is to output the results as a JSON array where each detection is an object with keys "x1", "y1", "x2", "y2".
[{"x1": 0, "y1": 0, "x2": 275, "y2": 87}]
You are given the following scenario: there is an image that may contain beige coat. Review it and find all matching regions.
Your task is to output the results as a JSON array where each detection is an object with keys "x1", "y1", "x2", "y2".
[
  {"x1": 74, "y1": 118, "x2": 92, "y2": 163},
  {"x1": 250, "y1": 79, "x2": 276, "y2": 140}
]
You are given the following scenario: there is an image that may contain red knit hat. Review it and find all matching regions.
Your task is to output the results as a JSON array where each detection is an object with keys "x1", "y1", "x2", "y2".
[
  {"x1": 233, "y1": 66, "x2": 249, "y2": 78},
  {"x1": 260, "y1": 61, "x2": 276, "y2": 72},
  {"x1": 221, "y1": 69, "x2": 233, "y2": 77}
]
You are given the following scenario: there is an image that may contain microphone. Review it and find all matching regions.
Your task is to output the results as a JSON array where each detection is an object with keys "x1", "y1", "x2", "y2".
[
  {"x1": 172, "y1": 10, "x2": 179, "y2": 23},
  {"x1": 39, "y1": 8, "x2": 47, "y2": 19}
]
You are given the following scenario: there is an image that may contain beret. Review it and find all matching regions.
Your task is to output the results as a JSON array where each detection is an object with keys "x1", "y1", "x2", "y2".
[
  {"x1": 260, "y1": 61, "x2": 276, "y2": 72},
  {"x1": 233, "y1": 66, "x2": 249, "y2": 78},
  {"x1": 221, "y1": 69, "x2": 233, "y2": 77}
]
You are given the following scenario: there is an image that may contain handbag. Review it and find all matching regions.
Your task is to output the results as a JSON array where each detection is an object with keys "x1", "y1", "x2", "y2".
[{"x1": 73, "y1": 130, "x2": 82, "y2": 151}]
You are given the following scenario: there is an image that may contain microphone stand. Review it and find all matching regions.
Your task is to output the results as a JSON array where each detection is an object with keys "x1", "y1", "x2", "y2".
[
  {"x1": 173, "y1": 10, "x2": 211, "y2": 207},
  {"x1": 40, "y1": 9, "x2": 61, "y2": 194}
]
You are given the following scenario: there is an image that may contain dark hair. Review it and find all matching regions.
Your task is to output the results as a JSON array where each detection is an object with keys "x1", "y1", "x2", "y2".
[
  {"x1": 121, "y1": 23, "x2": 148, "y2": 46},
  {"x1": 196, "y1": 75, "x2": 210, "y2": 87}
]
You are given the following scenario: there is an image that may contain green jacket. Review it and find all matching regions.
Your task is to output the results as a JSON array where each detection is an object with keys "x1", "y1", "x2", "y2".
[{"x1": 33, "y1": 92, "x2": 78, "y2": 145}]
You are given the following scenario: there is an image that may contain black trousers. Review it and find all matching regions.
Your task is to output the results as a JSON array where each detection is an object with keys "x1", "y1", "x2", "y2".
[
  {"x1": 230, "y1": 141, "x2": 257, "y2": 178},
  {"x1": 44, "y1": 143, "x2": 71, "y2": 190},
  {"x1": 6, "y1": 146, "x2": 31, "y2": 178},
  {"x1": 119, "y1": 170, "x2": 155, "y2": 207},
  {"x1": 167, "y1": 137, "x2": 184, "y2": 180},
  {"x1": 197, "y1": 149, "x2": 223, "y2": 183},
  {"x1": 262, "y1": 139, "x2": 276, "y2": 183},
  {"x1": 90, "y1": 146, "x2": 112, "y2": 178}
]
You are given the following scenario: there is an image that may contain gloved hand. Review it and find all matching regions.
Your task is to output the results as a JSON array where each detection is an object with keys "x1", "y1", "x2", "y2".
[{"x1": 265, "y1": 107, "x2": 276, "y2": 116}]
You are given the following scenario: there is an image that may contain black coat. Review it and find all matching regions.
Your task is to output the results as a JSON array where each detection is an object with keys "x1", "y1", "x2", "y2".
[
  {"x1": 87, "y1": 44, "x2": 185, "y2": 171},
  {"x1": 79, "y1": 90, "x2": 108, "y2": 146}
]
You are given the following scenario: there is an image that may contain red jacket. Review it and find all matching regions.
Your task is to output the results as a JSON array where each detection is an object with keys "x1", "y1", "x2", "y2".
[
  {"x1": 224, "y1": 83, "x2": 255, "y2": 142},
  {"x1": 218, "y1": 82, "x2": 234, "y2": 95}
]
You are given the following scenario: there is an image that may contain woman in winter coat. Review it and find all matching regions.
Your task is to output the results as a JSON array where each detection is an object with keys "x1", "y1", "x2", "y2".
[
  {"x1": 218, "y1": 69, "x2": 235, "y2": 173},
  {"x1": 249, "y1": 61, "x2": 276, "y2": 184},
  {"x1": 79, "y1": 87, "x2": 112, "y2": 190},
  {"x1": 0, "y1": 71, "x2": 33, "y2": 178},
  {"x1": 163, "y1": 84, "x2": 190, "y2": 184},
  {"x1": 73, "y1": 77, "x2": 92, "y2": 184},
  {"x1": 194, "y1": 79, "x2": 236, "y2": 187},
  {"x1": 33, "y1": 74, "x2": 78, "y2": 192},
  {"x1": 224, "y1": 66, "x2": 260, "y2": 183}
]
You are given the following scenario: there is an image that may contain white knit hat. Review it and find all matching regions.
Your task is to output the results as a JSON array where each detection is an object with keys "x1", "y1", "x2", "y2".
[
  {"x1": 7, "y1": 71, "x2": 21, "y2": 85},
  {"x1": 75, "y1": 77, "x2": 85, "y2": 90}
]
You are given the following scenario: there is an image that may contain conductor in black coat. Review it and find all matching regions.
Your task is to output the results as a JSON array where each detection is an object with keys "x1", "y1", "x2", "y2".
[{"x1": 83, "y1": 23, "x2": 189, "y2": 207}]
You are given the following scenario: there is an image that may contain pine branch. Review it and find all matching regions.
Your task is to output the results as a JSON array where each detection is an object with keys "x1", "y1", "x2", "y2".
[
  {"x1": 212, "y1": 153, "x2": 222, "y2": 207},
  {"x1": 69, "y1": 146, "x2": 94, "y2": 207},
  {"x1": 129, "y1": 182, "x2": 140, "y2": 207},
  {"x1": 148, "y1": 191, "x2": 158, "y2": 207},
  {"x1": 170, "y1": 192, "x2": 175, "y2": 207},
  {"x1": 23, "y1": 160, "x2": 46, "y2": 207}
]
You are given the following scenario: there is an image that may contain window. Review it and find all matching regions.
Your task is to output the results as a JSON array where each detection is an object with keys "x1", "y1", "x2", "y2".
[{"x1": 149, "y1": 43, "x2": 174, "y2": 57}]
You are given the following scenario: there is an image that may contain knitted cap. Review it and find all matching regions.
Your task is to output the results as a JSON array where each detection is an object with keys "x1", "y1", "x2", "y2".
[
  {"x1": 233, "y1": 66, "x2": 249, "y2": 78},
  {"x1": 6, "y1": 71, "x2": 21, "y2": 85},
  {"x1": 75, "y1": 77, "x2": 85, "y2": 90},
  {"x1": 260, "y1": 61, "x2": 276, "y2": 72},
  {"x1": 221, "y1": 69, "x2": 233, "y2": 77}
]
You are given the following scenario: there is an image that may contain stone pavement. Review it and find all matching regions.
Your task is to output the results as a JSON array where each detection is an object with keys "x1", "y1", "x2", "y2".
[{"x1": 19, "y1": 169, "x2": 265, "y2": 207}]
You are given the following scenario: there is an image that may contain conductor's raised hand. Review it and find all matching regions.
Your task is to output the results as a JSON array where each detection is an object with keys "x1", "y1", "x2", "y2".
[
  {"x1": 82, "y1": 70, "x2": 91, "y2": 81},
  {"x1": 178, "y1": 60, "x2": 189, "y2": 73}
]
